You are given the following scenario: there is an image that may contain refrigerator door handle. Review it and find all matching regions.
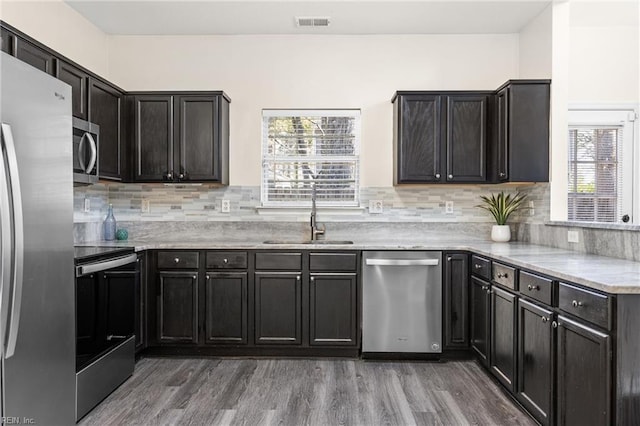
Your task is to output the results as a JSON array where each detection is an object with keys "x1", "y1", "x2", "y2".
[
  {"x1": 0, "y1": 123, "x2": 13, "y2": 358},
  {"x1": 1, "y1": 123, "x2": 24, "y2": 359}
]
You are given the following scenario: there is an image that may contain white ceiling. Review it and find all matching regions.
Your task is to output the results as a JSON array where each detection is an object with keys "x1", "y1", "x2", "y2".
[{"x1": 65, "y1": 0, "x2": 553, "y2": 35}]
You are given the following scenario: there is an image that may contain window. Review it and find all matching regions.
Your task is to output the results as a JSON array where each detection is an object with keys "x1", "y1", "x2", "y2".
[
  {"x1": 261, "y1": 110, "x2": 360, "y2": 207},
  {"x1": 567, "y1": 109, "x2": 636, "y2": 223}
]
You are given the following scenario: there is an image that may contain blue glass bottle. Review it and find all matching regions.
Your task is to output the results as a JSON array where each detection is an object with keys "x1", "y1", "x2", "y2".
[{"x1": 103, "y1": 204, "x2": 116, "y2": 241}]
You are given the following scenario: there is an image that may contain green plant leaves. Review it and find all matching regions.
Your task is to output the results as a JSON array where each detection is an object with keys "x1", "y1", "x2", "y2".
[{"x1": 476, "y1": 191, "x2": 527, "y2": 225}]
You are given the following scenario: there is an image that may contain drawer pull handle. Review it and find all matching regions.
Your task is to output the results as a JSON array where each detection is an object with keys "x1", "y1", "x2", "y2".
[
  {"x1": 474, "y1": 264, "x2": 482, "y2": 269},
  {"x1": 223, "y1": 258, "x2": 228, "y2": 264},
  {"x1": 572, "y1": 300, "x2": 583, "y2": 308},
  {"x1": 527, "y1": 284, "x2": 540, "y2": 291},
  {"x1": 174, "y1": 258, "x2": 180, "y2": 263},
  {"x1": 497, "y1": 272, "x2": 508, "y2": 279}
]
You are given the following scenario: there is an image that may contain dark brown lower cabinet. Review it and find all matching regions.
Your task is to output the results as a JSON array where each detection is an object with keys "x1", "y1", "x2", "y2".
[
  {"x1": 135, "y1": 253, "x2": 146, "y2": 353},
  {"x1": 556, "y1": 315, "x2": 611, "y2": 426},
  {"x1": 157, "y1": 271, "x2": 198, "y2": 344},
  {"x1": 444, "y1": 253, "x2": 469, "y2": 349},
  {"x1": 517, "y1": 299, "x2": 553, "y2": 425},
  {"x1": 470, "y1": 276, "x2": 491, "y2": 365},
  {"x1": 490, "y1": 286, "x2": 517, "y2": 392},
  {"x1": 309, "y1": 273, "x2": 357, "y2": 346},
  {"x1": 254, "y1": 272, "x2": 302, "y2": 345},
  {"x1": 205, "y1": 272, "x2": 248, "y2": 345}
]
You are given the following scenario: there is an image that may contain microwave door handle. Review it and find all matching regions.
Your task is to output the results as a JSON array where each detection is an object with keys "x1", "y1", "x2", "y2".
[
  {"x1": 0, "y1": 124, "x2": 24, "y2": 359},
  {"x1": 77, "y1": 132, "x2": 88, "y2": 172},
  {"x1": 84, "y1": 132, "x2": 97, "y2": 175}
]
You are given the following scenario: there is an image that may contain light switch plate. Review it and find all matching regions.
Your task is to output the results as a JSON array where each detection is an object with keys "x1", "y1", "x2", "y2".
[
  {"x1": 567, "y1": 230, "x2": 579, "y2": 243},
  {"x1": 141, "y1": 199, "x2": 150, "y2": 213},
  {"x1": 445, "y1": 201, "x2": 454, "y2": 214},
  {"x1": 369, "y1": 200, "x2": 383, "y2": 214},
  {"x1": 221, "y1": 199, "x2": 231, "y2": 213},
  {"x1": 84, "y1": 198, "x2": 90, "y2": 213}
]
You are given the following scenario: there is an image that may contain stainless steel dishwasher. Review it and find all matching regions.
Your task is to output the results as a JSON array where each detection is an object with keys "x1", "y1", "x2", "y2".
[{"x1": 362, "y1": 251, "x2": 442, "y2": 354}]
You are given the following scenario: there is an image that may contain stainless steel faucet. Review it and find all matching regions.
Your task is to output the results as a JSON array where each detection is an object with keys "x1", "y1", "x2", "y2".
[{"x1": 310, "y1": 183, "x2": 325, "y2": 241}]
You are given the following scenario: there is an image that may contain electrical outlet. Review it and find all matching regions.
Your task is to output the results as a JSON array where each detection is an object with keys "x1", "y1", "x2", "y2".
[
  {"x1": 528, "y1": 201, "x2": 535, "y2": 216},
  {"x1": 83, "y1": 198, "x2": 90, "y2": 213},
  {"x1": 221, "y1": 199, "x2": 231, "y2": 213},
  {"x1": 369, "y1": 200, "x2": 383, "y2": 214},
  {"x1": 141, "y1": 199, "x2": 150, "y2": 213},
  {"x1": 445, "y1": 201, "x2": 454, "y2": 214},
  {"x1": 567, "y1": 230, "x2": 579, "y2": 243}
]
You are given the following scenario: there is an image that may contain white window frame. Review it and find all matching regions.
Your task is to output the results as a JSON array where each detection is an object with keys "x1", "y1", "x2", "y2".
[
  {"x1": 261, "y1": 109, "x2": 361, "y2": 208},
  {"x1": 567, "y1": 106, "x2": 638, "y2": 224}
]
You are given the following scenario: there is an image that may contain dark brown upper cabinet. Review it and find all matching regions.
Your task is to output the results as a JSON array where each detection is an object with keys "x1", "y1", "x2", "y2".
[
  {"x1": 492, "y1": 80, "x2": 550, "y2": 183},
  {"x1": 132, "y1": 92, "x2": 230, "y2": 183},
  {"x1": 14, "y1": 37, "x2": 56, "y2": 76},
  {"x1": 393, "y1": 92, "x2": 490, "y2": 184},
  {"x1": 1, "y1": 26, "x2": 14, "y2": 55},
  {"x1": 56, "y1": 60, "x2": 89, "y2": 120},
  {"x1": 89, "y1": 78, "x2": 124, "y2": 181}
]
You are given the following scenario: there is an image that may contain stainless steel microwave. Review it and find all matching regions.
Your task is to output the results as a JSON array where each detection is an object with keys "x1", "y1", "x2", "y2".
[{"x1": 73, "y1": 117, "x2": 99, "y2": 186}]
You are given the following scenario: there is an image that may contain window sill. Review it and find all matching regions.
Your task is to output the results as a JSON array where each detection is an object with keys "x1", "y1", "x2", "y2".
[
  {"x1": 545, "y1": 220, "x2": 640, "y2": 232},
  {"x1": 256, "y1": 206, "x2": 366, "y2": 216}
]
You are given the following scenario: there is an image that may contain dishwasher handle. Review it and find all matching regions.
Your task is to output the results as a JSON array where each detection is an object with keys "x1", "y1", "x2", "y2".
[{"x1": 365, "y1": 258, "x2": 440, "y2": 266}]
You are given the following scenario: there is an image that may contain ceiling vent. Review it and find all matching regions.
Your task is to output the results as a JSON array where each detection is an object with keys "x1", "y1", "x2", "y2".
[{"x1": 296, "y1": 16, "x2": 331, "y2": 28}]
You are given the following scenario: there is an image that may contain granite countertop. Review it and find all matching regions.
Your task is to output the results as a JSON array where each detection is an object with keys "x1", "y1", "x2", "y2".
[{"x1": 77, "y1": 237, "x2": 640, "y2": 295}]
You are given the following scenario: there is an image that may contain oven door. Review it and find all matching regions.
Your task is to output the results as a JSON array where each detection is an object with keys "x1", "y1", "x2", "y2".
[
  {"x1": 73, "y1": 117, "x2": 99, "y2": 185},
  {"x1": 75, "y1": 253, "x2": 137, "y2": 371}
]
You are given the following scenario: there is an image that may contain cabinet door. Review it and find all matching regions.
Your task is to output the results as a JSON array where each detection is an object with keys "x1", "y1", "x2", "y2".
[
  {"x1": 14, "y1": 37, "x2": 55, "y2": 75},
  {"x1": 470, "y1": 276, "x2": 491, "y2": 365},
  {"x1": 254, "y1": 272, "x2": 301, "y2": 345},
  {"x1": 444, "y1": 253, "x2": 469, "y2": 349},
  {"x1": 89, "y1": 79, "x2": 123, "y2": 180},
  {"x1": 157, "y1": 271, "x2": 198, "y2": 343},
  {"x1": 396, "y1": 95, "x2": 442, "y2": 183},
  {"x1": 205, "y1": 272, "x2": 248, "y2": 345},
  {"x1": 517, "y1": 299, "x2": 553, "y2": 426},
  {"x1": 556, "y1": 315, "x2": 611, "y2": 426},
  {"x1": 309, "y1": 273, "x2": 357, "y2": 346},
  {"x1": 134, "y1": 95, "x2": 173, "y2": 181},
  {"x1": 56, "y1": 60, "x2": 88, "y2": 120},
  {"x1": 490, "y1": 286, "x2": 517, "y2": 392},
  {"x1": 135, "y1": 253, "x2": 146, "y2": 353},
  {"x1": 445, "y1": 95, "x2": 488, "y2": 182},
  {"x1": 1, "y1": 27, "x2": 13, "y2": 54},
  {"x1": 176, "y1": 96, "x2": 221, "y2": 182},
  {"x1": 495, "y1": 88, "x2": 509, "y2": 182}
]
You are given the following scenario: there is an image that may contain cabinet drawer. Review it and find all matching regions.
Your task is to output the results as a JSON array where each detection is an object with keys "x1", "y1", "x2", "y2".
[
  {"x1": 519, "y1": 271, "x2": 553, "y2": 306},
  {"x1": 492, "y1": 262, "x2": 516, "y2": 290},
  {"x1": 558, "y1": 282, "x2": 612, "y2": 330},
  {"x1": 157, "y1": 251, "x2": 199, "y2": 269},
  {"x1": 255, "y1": 252, "x2": 302, "y2": 271},
  {"x1": 206, "y1": 251, "x2": 248, "y2": 269},
  {"x1": 310, "y1": 253, "x2": 357, "y2": 272},
  {"x1": 471, "y1": 255, "x2": 491, "y2": 280}
]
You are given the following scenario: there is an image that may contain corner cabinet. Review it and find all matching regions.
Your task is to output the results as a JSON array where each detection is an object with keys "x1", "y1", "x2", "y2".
[
  {"x1": 131, "y1": 92, "x2": 230, "y2": 184},
  {"x1": 393, "y1": 92, "x2": 490, "y2": 184},
  {"x1": 493, "y1": 80, "x2": 550, "y2": 183}
]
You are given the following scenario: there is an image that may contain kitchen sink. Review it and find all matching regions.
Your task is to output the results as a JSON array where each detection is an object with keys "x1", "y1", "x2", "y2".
[{"x1": 263, "y1": 240, "x2": 354, "y2": 245}]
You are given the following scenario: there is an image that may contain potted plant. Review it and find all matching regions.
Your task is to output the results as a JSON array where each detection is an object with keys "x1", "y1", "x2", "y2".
[{"x1": 477, "y1": 191, "x2": 527, "y2": 242}]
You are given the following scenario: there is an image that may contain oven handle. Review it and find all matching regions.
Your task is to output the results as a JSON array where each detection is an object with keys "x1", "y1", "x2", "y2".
[
  {"x1": 76, "y1": 253, "x2": 137, "y2": 277},
  {"x1": 365, "y1": 258, "x2": 439, "y2": 266}
]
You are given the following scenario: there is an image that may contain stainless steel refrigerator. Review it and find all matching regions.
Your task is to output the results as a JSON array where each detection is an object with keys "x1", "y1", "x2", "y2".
[{"x1": 1, "y1": 52, "x2": 76, "y2": 424}]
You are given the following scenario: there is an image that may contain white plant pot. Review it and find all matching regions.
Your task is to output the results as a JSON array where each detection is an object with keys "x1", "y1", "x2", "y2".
[{"x1": 491, "y1": 225, "x2": 511, "y2": 242}]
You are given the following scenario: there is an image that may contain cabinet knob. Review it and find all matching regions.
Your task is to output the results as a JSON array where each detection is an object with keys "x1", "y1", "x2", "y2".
[
  {"x1": 435, "y1": 173, "x2": 441, "y2": 179},
  {"x1": 179, "y1": 173, "x2": 185, "y2": 179},
  {"x1": 541, "y1": 316, "x2": 548, "y2": 323},
  {"x1": 447, "y1": 257, "x2": 452, "y2": 262},
  {"x1": 571, "y1": 300, "x2": 583, "y2": 308},
  {"x1": 174, "y1": 258, "x2": 180, "y2": 263},
  {"x1": 448, "y1": 174, "x2": 453, "y2": 179},
  {"x1": 296, "y1": 275, "x2": 301, "y2": 281},
  {"x1": 499, "y1": 172, "x2": 506, "y2": 178},
  {"x1": 552, "y1": 321, "x2": 558, "y2": 329},
  {"x1": 486, "y1": 289, "x2": 492, "y2": 294},
  {"x1": 474, "y1": 264, "x2": 482, "y2": 269},
  {"x1": 527, "y1": 284, "x2": 540, "y2": 291},
  {"x1": 167, "y1": 172, "x2": 173, "y2": 179},
  {"x1": 192, "y1": 275, "x2": 197, "y2": 280},
  {"x1": 223, "y1": 258, "x2": 228, "y2": 264},
  {"x1": 310, "y1": 277, "x2": 315, "y2": 282},
  {"x1": 497, "y1": 272, "x2": 508, "y2": 279},
  {"x1": 206, "y1": 275, "x2": 210, "y2": 280}
]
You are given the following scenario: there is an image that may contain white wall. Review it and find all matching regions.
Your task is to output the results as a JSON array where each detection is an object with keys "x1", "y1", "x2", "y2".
[
  {"x1": 0, "y1": 0, "x2": 109, "y2": 78},
  {"x1": 519, "y1": 4, "x2": 553, "y2": 78},
  {"x1": 108, "y1": 34, "x2": 519, "y2": 186}
]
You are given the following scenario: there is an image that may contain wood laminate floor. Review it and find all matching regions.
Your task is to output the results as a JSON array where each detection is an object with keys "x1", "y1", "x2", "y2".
[{"x1": 79, "y1": 357, "x2": 535, "y2": 426}]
